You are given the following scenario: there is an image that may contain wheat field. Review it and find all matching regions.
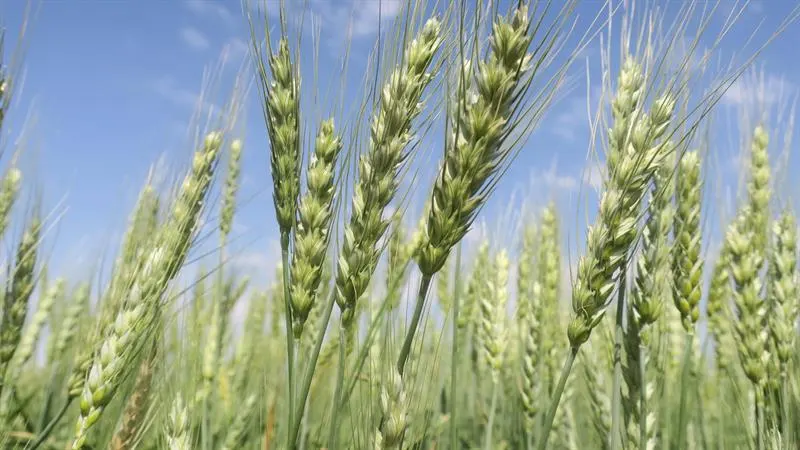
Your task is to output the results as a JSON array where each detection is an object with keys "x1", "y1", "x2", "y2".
[{"x1": 0, "y1": 0, "x2": 799, "y2": 449}]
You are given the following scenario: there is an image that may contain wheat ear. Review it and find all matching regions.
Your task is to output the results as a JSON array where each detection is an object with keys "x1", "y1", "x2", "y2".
[
  {"x1": 417, "y1": 5, "x2": 533, "y2": 276},
  {"x1": 0, "y1": 216, "x2": 41, "y2": 395},
  {"x1": 624, "y1": 147, "x2": 675, "y2": 450},
  {"x1": 219, "y1": 394, "x2": 257, "y2": 450},
  {"x1": 9, "y1": 278, "x2": 64, "y2": 378},
  {"x1": 334, "y1": 17, "x2": 443, "y2": 324},
  {"x1": 0, "y1": 167, "x2": 21, "y2": 237},
  {"x1": 290, "y1": 19, "x2": 443, "y2": 447},
  {"x1": 707, "y1": 243, "x2": 735, "y2": 372},
  {"x1": 290, "y1": 119, "x2": 342, "y2": 335},
  {"x1": 51, "y1": 283, "x2": 91, "y2": 361},
  {"x1": 377, "y1": 366, "x2": 407, "y2": 450},
  {"x1": 165, "y1": 394, "x2": 192, "y2": 450},
  {"x1": 568, "y1": 60, "x2": 675, "y2": 347},
  {"x1": 767, "y1": 209, "x2": 797, "y2": 371},
  {"x1": 539, "y1": 56, "x2": 675, "y2": 449},
  {"x1": 521, "y1": 282, "x2": 542, "y2": 440},
  {"x1": 110, "y1": 342, "x2": 157, "y2": 450},
  {"x1": 482, "y1": 250, "x2": 509, "y2": 449},
  {"x1": 671, "y1": 149, "x2": 704, "y2": 447},
  {"x1": 672, "y1": 150, "x2": 703, "y2": 331},
  {"x1": 730, "y1": 126, "x2": 771, "y2": 388},
  {"x1": 70, "y1": 132, "x2": 222, "y2": 449},
  {"x1": 766, "y1": 208, "x2": 797, "y2": 442},
  {"x1": 261, "y1": 37, "x2": 301, "y2": 235},
  {"x1": 404, "y1": 5, "x2": 536, "y2": 377},
  {"x1": 516, "y1": 221, "x2": 537, "y2": 319}
]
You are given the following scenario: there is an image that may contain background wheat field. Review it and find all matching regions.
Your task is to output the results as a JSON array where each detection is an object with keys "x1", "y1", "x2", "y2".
[{"x1": 0, "y1": 0, "x2": 800, "y2": 449}]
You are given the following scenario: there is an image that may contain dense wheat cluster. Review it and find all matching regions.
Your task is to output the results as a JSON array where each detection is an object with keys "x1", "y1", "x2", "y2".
[{"x1": 1, "y1": 1, "x2": 799, "y2": 449}]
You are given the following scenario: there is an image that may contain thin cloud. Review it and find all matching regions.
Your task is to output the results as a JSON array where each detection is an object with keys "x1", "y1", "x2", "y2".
[
  {"x1": 748, "y1": 1, "x2": 765, "y2": 14},
  {"x1": 184, "y1": 0, "x2": 237, "y2": 27},
  {"x1": 348, "y1": 0, "x2": 402, "y2": 37},
  {"x1": 180, "y1": 26, "x2": 211, "y2": 51},
  {"x1": 723, "y1": 73, "x2": 793, "y2": 108},
  {"x1": 151, "y1": 76, "x2": 218, "y2": 117},
  {"x1": 153, "y1": 76, "x2": 201, "y2": 108},
  {"x1": 305, "y1": 0, "x2": 402, "y2": 39},
  {"x1": 531, "y1": 165, "x2": 580, "y2": 192},
  {"x1": 551, "y1": 85, "x2": 600, "y2": 142},
  {"x1": 223, "y1": 37, "x2": 250, "y2": 62},
  {"x1": 229, "y1": 238, "x2": 282, "y2": 288},
  {"x1": 552, "y1": 96, "x2": 587, "y2": 142},
  {"x1": 582, "y1": 160, "x2": 603, "y2": 192}
]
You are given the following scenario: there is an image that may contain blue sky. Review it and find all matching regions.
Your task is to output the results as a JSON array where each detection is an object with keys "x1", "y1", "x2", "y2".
[{"x1": 2, "y1": 0, "x2": 799, "y2": 298}]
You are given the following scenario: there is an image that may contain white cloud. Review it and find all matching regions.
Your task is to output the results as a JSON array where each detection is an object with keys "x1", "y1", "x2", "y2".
[
  {"x1": 153, "y1": 76, "x2": 200, "y2": 108},
  {"x1": 530, "y1": 164, "x2": 579, "y2": 192},
  {"x1": 349, "y1": 0, "x2": 402, "y2": 37},
  {"x1": 223, "y1": 37, "x2": 250, "y2": 63},
  {"x1": 543, "y1": 170, "x2": 579, "y2": 191},
  {"x1": 463, "y1": 220, "x2": 489, "y2": 247},
  {"x1": 748, "y1": 1, "x2": 765, "y2": 14},
  {"x1": 232, "y1": 251, "x2": 273, "y2": 274},
  {"x1": 180, "y1": 26, "x2": 211, "y2": 51},
  {"x1": 151, "y1": 76, "x2": 219, "y2": 117},
  {"x1": 52, "y1": 231, "x2": 108, "y2": 281},
  {"x1": 229, "y1": 238, "x2": 281, "y2": 288},
  {"x1": 244, "y1": 0, "x2": 280, "y2": 18},
  {"x1": 582, "y1": 160, "x2": 604, "y2": 192},
  {"x1": 306, "y1": 0, "x2": 402, "y2": 39},
  {"x1": 243, "y1": 0, "x2": 403, "y2": 58},
  {"x1": 723, "y1": 73, "x2": 793, "y2": 108},
  {"x1": 551, "y1": 85, "x2": 603, "y2": 142},
  {"x1": 729, "y1": 152, "x2": 745, "y2": 172},
  {"x1": 552, "y1": 96, "x2": 588, "y2": 141},
  {"x1": 185, "y1": 0, "x2": 236, "y2": 26},
  {"x1": 147, "y1": 152, "x2": 171, "y2": 189},
  {"x1": 231, "y1": 218, "x2": 250, "y2": 236}
]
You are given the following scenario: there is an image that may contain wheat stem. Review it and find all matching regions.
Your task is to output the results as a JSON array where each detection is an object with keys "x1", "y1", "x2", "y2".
[
  {"x1": 449, "y1": 245, "x2": 462, "y2": 449},
  {"x1": 397, "y1": 275, "x2": 433, "y2": 376},
  {"x1": 639, "y1": 342, "x2": 648, "y2": 448},
  {"x1": 289, "y1": 286, "x2": 336, "y2": 447},
  {"x1": 537, "y1": 346, "x2": 578, "y2": 450},
  {"x1": 29, "y1": 400, "x2": 70, "y2": 450},
  {"x1": 484, "y1": 381, "x2": 499, "y2": 450},
  {"x1": 675, "y1": 332, "x2": 695, "y2": 448},
  {"x1": 339, "y1": 264, "x2": 406, "y2": 409},
  {"x1": 756, "y1": 389, "x2": 765, "y2": 450},
  {"x1": 610, "y1": 273, "x2": 626, "y2": 450},
  {"x1": 328, "y1": 317, "x2": 347, "y2": 449},
  {"x1": 781, "y1": 374, "x2": 790, "y2": 448},
  {"x1": 281, "y1": 230, "x2": 296, "y2": 449}
]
